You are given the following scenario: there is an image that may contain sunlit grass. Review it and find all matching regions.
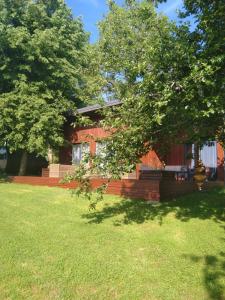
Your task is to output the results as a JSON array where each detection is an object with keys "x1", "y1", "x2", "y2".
[{"x1": 0, "y1": 183, "x2": 224, "y2": 300}]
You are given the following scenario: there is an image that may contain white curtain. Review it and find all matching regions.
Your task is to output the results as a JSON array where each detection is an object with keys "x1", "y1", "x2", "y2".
[
  {"x1": 191, "y1": 141, "x2": 217, "y2": 168},
  {"x1": 72, "y1": 143, "x2": 90, "y2": 165},
  {"x1": 96, "y1": 141, "x2": 107, "y2": 157},
  {"x1": 72, "y1": 144, "x2": 81, "y2": 165}
]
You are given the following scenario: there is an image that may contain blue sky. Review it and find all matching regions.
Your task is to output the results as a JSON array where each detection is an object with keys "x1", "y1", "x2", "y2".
[{"x1": 66, "y1": 0, "x2": 184, "y2": 43}]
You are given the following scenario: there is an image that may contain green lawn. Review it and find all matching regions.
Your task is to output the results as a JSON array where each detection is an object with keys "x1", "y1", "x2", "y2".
[{"x1": 0, "y1": 183, "x2": 224, "y2": 300}]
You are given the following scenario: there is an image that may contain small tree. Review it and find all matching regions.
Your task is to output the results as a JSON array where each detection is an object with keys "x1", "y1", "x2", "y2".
[{"x1": 0, "y1": 0, "x2": 89, "y2": 175}]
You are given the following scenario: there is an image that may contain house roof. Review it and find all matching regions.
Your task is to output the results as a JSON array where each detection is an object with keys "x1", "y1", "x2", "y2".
[{"x1": 77, "y1": 100, "x2": 121, "y2": 114}]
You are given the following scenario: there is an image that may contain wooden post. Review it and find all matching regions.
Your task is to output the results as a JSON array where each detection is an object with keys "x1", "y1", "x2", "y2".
[{"x1": 194, "y1": 143, "x2": 200, "y2": 167}]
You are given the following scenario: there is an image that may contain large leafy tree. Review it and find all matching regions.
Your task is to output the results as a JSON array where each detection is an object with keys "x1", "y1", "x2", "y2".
[
  {"x1": 92, "y1": 0, "x2": 224, "y2": 173},
  {"x1": 181, "y1": 0, "x2": 225, "y2": 144},
  {"x1": 66, "y1": 0, "x2": 195, "y2": 204},
  {"x1": 82, "y1": 0, "x2": 196, "y2": 177},
  {"x1": 70, "y1": 0, "x2": 224, "y2": 201},
  {"x1": 0, "y1": 0, "x2": 89, "y2": 174}
]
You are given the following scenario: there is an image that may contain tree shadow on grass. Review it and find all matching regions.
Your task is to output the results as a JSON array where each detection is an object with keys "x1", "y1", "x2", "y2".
[
  {"x1": 82, "y1": 188, "x2": 225, "y2": 225},
  {"x1": 183, "y1": 252, "x2": 225, "y2": 300}
]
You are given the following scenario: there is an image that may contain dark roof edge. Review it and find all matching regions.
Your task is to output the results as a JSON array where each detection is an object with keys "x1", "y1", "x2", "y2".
[{"x1": 77, "y1": 100, "x2": 121, "y2": 114}]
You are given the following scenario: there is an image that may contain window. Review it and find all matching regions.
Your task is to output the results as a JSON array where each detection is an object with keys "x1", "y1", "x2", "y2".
[
  {"x1": 72, "y1": 143, "x2": 90, "y2": 165},
  {"x1": 96, "y1": 141, "x2": 107, "y2": 157},
  {"x1": 95, "y1": 141, "x2": 109, "y2": 171},
  {"x1": 200, "y1": 142, "x2": 217, "y2": 168},
  {"x1": 191, "y1": 141, "x2": 217, "y2": 168}
]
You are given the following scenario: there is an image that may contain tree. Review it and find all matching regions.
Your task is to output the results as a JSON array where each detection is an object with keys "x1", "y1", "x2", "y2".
[
  {"x1": 92, "y1": 0, "x2": 225, "y2": 171},
  {"x1": 64, "y1": 0, "x2": 193, "y2": 204},
  {"x1": 83, "y1": 0, "x2": 197, "y2": 176},
  {"x1": 0, "y1": 0, "x2": 89, "y2": 175},
  {"x1": 67, "y1": 0, "x2": 225, "y2": 204},
  {"x1": 181, "y1": 0, "x2": 225, "y2": 145}
]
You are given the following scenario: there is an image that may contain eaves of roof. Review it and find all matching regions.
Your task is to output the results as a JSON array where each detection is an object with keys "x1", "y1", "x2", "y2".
[{"x1": 77, "y1": 100, "x2": 121, "y2": 114}]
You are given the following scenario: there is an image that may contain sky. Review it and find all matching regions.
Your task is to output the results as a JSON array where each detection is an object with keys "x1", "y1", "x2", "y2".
[{"x1": 65, "y1": 0, "x2": 184, "y2": 43}]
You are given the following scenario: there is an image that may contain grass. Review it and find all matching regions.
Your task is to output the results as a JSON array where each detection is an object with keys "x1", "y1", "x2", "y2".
[{"x1": 0, "y1": 183, "x2": 224, "y2": 300}]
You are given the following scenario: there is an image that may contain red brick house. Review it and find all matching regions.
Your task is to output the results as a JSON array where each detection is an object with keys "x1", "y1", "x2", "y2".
[
  {"x1": 57, "y1": 101, "x2": 224, "y2": 182},
  {"x1": 11, "y1": 101, "x2": 224, "y2": 201}
]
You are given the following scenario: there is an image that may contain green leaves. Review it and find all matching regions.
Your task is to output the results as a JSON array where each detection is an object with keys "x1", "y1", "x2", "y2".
[
  {"x1": 0, "y1": 0, "x2": 89, "y2": 158},
  {"x1": 80, "y1": 0, "x2": 225, "y2": 185}
]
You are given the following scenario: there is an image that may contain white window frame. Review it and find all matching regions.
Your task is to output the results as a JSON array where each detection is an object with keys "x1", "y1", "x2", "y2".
[
  {"x1": 72, "y1": 143, "x2": 90, "y2": 165},
  {"x1": 96, "y1": 141, "x2": 107, "y2": 157},
  {"x1": 191, "y1": 141, "x2": 217, "y2": 168}
]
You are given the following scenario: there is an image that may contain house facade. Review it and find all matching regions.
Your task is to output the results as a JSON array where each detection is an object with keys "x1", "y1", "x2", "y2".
[
  {"x1": 55, "y1": 103, "x2": 224, "y2": 182},
  {"x1": 9, "y1": 102, "x2": 224, "y2": 201}
]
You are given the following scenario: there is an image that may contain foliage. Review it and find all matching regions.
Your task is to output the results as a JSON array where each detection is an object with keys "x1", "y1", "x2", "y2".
[
  {"x1": 66, "y1": 0, "x2": 225, "y2": 199},
  {"x1": 64, "y1": 0, "x2": 225, "y2": 204},
  {"x1": 0, "y1": 0, "x2": 89, "y2": 159},
  {"x1": 66, "y1": 0, "x2": 195, "y2": 197},
  {"x1": 97, "y1": 0, "x2": 225, "y2": 155},
  {"x1": 181, "y1": 0, "x2": 225, "y2": 145},
  {"x1": 62, "y1": 157, "x2": 109, "y2": 209}
]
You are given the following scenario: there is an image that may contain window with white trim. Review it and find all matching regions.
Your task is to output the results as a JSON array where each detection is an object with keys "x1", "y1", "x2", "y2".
[
  {"x1": 72, "y1": 143, "x2": 90, "y2": 165},
  {"x1": 96, "y1": 141, "x2": 107, "y2": 157},
  {"x1": 191, "y1": 141, "x2": 217, "y2": 168},
  {"x1": 95, "y1": 141, "x2": 109, "y2": 171}
]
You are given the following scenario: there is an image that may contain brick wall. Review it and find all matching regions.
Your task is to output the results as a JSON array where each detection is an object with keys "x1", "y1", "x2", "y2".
[
  {"x1": 9, "y1": 176, "x2": 224, "y2": 202},
  {"x1": 160, "y1": 181, "x2": 197, "y2": 200},
  {"x1": 10, "y1": 176, "x2": 160, "y2": 201},
  {"x1": 160, "y1": 180, "x2": 224, "y2": 200}
]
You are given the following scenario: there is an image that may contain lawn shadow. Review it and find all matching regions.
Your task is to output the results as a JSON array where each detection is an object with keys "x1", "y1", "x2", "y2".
[
  {"x1": 82, "y1": 188, "x2": 225, "y2": 225},
  {"x1": 183, "y1": 252, "x2": 225, "y2": 300}
]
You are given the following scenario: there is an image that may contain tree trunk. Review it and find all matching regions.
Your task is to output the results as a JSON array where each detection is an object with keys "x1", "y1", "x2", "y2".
[
  {"x1": 18, "y1": 151, "x2": 28, "y2": 176},
  {"x1": 194, "y1": 143, "x2": 200, "y2": 168}
]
